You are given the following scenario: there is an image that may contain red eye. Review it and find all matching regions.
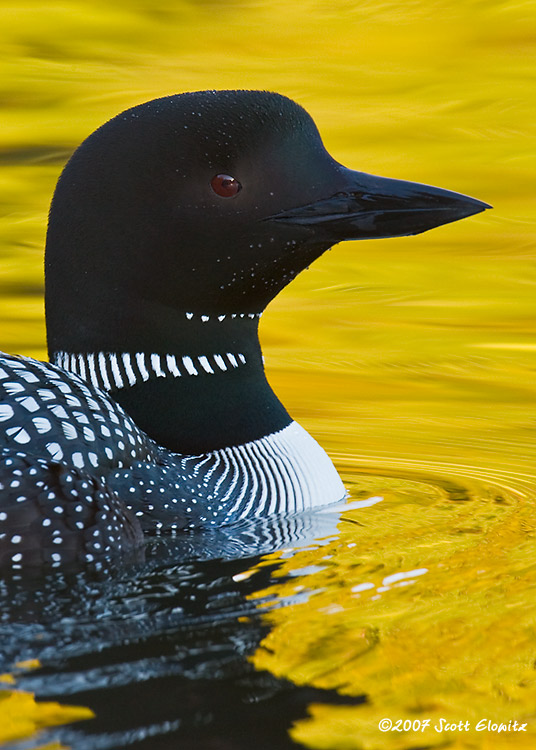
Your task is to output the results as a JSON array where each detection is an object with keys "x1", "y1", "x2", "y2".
[{"x1": 211, "y1": 173, "x2": 242, "y2": 198}]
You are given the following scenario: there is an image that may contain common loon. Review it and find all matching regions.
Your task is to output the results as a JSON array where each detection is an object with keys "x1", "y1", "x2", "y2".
[{"x1": 0, "y1": 90, "x2": 490, "y2": 571}]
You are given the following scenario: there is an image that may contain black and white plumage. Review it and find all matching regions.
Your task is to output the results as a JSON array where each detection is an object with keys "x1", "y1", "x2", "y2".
[
  {"x1": 0, "y1": 351, "x2": 341, "y2": 569},
  {"x1": 0, "y1": 90, "x2": 490, "y2": 571}
]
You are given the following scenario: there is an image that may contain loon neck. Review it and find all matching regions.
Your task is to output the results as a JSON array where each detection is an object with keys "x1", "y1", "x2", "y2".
[{"x1": 50, "y1": 310, "x2": 292, "y2": 454}]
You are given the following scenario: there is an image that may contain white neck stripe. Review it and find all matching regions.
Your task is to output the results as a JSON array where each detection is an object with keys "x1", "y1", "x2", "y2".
[
  {"x1": 129, "y1": 422, "x2": 346, "y2": 524},
  {"x1": 53, "y1": 350, "x2": 248, "y2": 392},
  {"x1": 183, "y1": 311, "x2": 262, "y2": 323}
]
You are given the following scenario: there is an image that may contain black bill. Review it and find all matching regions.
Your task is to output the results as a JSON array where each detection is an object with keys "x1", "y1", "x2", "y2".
[{"x1": 266, "y1": 168, "x2": 491, "y2": 241}]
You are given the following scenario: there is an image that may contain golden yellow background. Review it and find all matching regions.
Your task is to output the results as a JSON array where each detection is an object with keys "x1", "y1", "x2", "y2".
[{"x1": 0, "y1": 0, "x2": 535, "y2": 748}]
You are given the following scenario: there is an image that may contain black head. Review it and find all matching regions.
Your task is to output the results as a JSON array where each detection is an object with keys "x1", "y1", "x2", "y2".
[{"x1": 45, "y1": 89, "x2": 490, "y2": 354}]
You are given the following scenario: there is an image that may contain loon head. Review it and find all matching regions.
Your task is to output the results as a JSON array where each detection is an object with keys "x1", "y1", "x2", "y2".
[
  {"x1": 44, "y1": 90, "x2": 490, "y2": 453},
  {"x1": 45, "y1": 90, "x2": 490, "y2": 353}
]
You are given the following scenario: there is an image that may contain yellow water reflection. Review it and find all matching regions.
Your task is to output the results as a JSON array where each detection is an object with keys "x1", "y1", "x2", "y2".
[
  {"x1": 0, "y1": 661, "x2": 92, "y2": 747},
  {"x1": 0, "y1": 0, "x2": 534, "y2": 748},
  {"x1": 250, "y1": 464, "x2": 536, "y2": 748}
]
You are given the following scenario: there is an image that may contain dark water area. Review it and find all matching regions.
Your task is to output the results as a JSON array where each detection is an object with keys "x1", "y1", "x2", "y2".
[{"x1": 0, "y1": 512, "x2": 360, "y2": 749}]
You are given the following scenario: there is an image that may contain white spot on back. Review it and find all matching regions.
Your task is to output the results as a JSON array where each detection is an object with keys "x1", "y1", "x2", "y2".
[
  {"x1": 46, "y1": 442, "x2": 64, "y2": 460},
  {"x1": 33, "y1": 417, "x2": 52, "y2": 434},
  {"x1": 3, "y1": 382, "x2": 25, "y2": 396},
  {"x1": 49, "y1": 404, "x2": 69, "y2": 419},
  {"x1": 6, "y1": 426, "x2": 31, "y2": 444},
  {"x1": 0, "y1": 404, "x2": 14, "y2": 421},
  {"x1": 72, "y1": 452, "x2": 85, "y2": 468},
  {"x1": 62, "y1": 422, "x2": 78, "y2": 440}
]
